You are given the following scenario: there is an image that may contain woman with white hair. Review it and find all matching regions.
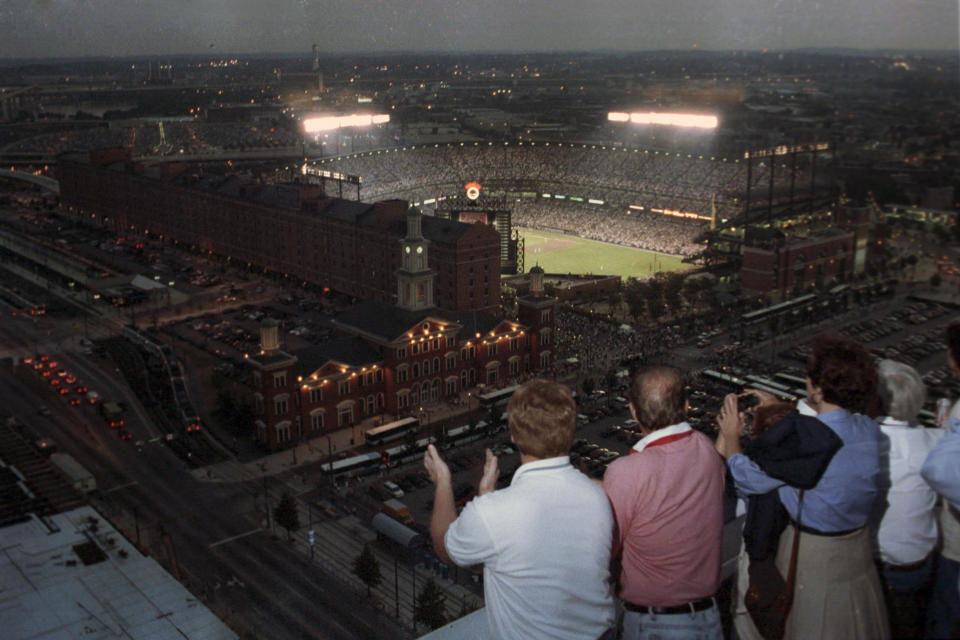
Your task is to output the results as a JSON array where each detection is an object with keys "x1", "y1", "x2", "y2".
[{"x1": 874, "y1": 359, "x2": 945, "y2": 638}]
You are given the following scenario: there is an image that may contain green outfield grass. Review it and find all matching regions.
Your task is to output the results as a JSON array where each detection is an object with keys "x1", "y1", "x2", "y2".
[{"x1": 518, "y1": 228, "x2": 686, "y2": 279}]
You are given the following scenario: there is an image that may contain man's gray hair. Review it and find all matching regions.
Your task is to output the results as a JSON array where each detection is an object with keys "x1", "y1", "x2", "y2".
[{"x1": 877, "y1": 359, "x2": 926, "y2": 423}]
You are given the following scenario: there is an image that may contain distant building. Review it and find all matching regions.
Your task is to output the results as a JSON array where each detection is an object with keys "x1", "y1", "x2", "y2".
[
  {"x1": 58, "y1": 149, "x2": 501, "y2": 314},
  {"x1": 245, "y1": 214, "x2": 557, "y2": 451},
  {"x1": 739, "y1": 202, "x2": 875, "y2": 299},
  {"x1": 741, "y1": 228, "x2": 856, "y2": 298}
]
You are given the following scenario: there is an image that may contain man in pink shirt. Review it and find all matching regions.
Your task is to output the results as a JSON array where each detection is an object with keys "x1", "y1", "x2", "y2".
[{"x1": 603, "y1": 365, "x2": 725, "y2": 640}]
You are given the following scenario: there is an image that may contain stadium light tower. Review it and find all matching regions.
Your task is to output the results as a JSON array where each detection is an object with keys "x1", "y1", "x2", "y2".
[
  {"x1": 608, "y1": 111, "x2": 718, "y2": 130},
  {"x1": 302, "y1": 113, "x2": 390, "y2": 155}
]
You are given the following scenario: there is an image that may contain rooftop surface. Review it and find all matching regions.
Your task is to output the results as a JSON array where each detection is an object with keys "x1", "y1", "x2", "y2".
[{"x1": 0, "y1": 505, "x2": 237, "y2": 640}]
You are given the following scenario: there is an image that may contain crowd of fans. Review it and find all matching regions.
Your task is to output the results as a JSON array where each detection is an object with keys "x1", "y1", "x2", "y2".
[{"x1": 316, "y1": 141, "x2": 807, "y2": 220}]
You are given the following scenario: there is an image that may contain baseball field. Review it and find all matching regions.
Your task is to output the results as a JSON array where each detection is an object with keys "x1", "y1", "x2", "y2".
[{"x1": 517, "y1": 228, "x2": 686, "y2": 280}]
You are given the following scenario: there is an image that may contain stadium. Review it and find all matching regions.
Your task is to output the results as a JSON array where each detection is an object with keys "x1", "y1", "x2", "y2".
[
  {"x1": 305, "y1": 140, "x2": 834, "y2": 276},
  {"x1": 7, "y1": 121, "x2": 835, "y2": 279}
]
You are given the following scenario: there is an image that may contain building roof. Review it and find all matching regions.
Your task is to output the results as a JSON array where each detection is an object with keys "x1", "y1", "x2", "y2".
[
  {"x1": 332, "y1": 300, "x2": 435, "y2": 343},
  {"x1": 0, "y1": 505, "x2": 237, "y2": 640},
  {"x1": 333, "y1": 300, "x2": 507, "y2": 344},
  {"x1": 324, "y1": 199, "x2": 374, "y2": 223},
  {"x1": 445, "y1": 309, "x2": 503, "y2": 336},
  {"x1": 420, "y1": 214, "x2": 473, "y2": 243},
  {"x1": 294, "y1": 336, "x2": 383, "y2": 376}
]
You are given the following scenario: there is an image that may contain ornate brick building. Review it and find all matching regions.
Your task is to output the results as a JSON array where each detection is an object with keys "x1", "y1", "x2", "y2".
[
  {"x1": 245, "y1": 210, "x2": 557, "y2": 451},
  {"x1": 58, "y1": 149, "x2": 501, "y2": 313}
]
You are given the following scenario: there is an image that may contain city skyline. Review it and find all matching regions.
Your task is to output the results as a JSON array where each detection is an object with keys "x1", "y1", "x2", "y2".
[{"x1": 1, "y1": 0, "x2": 957, "y2": 60}]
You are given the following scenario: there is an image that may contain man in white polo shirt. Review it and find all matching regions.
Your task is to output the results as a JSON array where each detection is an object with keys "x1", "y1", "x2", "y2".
[{"x1": 424, "y1": 378, "x2": 615, "y2": 639}]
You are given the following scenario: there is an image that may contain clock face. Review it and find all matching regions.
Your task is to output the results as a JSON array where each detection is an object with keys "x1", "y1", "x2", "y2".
[
  {"x1": 405, "y1": 246, "x2": 411, "y2": 254},
  {"x1": 416, "y1": 246, "x2": 423, "y2": 254}
]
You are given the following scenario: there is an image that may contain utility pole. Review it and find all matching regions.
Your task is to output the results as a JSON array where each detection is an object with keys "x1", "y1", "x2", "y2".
[{"x1": 263, "y1": 472, "x2": 272, "y2": 530}]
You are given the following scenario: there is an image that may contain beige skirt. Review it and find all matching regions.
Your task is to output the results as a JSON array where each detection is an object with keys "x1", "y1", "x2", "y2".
[{"x1": 775, "y1": 524, "x2": 889, "y2": 640}]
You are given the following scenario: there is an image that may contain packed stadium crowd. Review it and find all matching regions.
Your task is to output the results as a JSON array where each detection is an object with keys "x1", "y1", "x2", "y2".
[
  {"x1": 317, "y1": 141, "x2": 806, "y2": 219},
  {"x1": 514, "y1": 201, "x2": 706, "y2": 256}
]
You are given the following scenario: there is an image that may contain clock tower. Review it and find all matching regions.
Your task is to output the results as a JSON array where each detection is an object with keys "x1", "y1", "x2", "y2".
[{"x1": 397, "y1": 207, "x2": 435, "y2": 311}]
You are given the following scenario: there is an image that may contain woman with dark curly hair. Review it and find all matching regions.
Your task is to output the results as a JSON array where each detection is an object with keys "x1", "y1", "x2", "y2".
[{"x1": 717, "y1": 333, "x2": 889, "y2": 639}]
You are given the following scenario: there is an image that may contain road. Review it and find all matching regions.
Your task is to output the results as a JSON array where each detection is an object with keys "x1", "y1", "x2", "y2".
[{"x1": 0, "y1": 349, "x2": 408, "y2": 639}]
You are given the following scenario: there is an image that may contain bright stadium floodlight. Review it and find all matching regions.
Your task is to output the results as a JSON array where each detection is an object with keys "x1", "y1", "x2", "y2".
[
  {"x1": 302, "y1": 113, "x2": 391, "y2": 133},
  {"x1": 608, "y1": 111, "x2": 718, "y2": 130},
  {"x1": 303, "y1": 116, "x2": 340, "y2": 133}
]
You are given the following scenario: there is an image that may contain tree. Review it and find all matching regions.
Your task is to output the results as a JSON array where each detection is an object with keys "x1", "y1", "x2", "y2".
[
  {"x1": 415, "y1": 578, "x2": 447, "y2": 630},
  {"x1": 623, "y1": 278, "x2": 647, "y2": 322},
  {"x1": 487, "y1": 404, "x2": 503, "y2": 437},
  {"x1": 662, "y1": 272, "x2": 685, "y2": 317},
  {"x1": 644, "y1": 278, "x2": 665, "y2": 320},
  {"x1": 353, "y1": 544, "x2": 382, "y2": 597},
  {"x1": 402, "y1": 426, "x2": 418, "y2": 456},
  {"x1": 582, "y1": 377, "x2": 596, "y2": 397},
  {"x1": 212, "y1": 388, "x2": 254, "y2": 437},
  {"x1": 433, "y1": 423, "x2": 449, "y2": 450},
  {"x1": 274, "y1": 492, "x2": 300, "y2": 540}
]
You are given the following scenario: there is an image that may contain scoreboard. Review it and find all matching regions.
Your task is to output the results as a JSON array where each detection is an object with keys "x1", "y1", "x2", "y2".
[{"x1": 437, "y1": 190, "x2": 518, "y2": 275}]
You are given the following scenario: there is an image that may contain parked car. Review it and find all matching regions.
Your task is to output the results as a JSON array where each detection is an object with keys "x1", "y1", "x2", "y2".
[{"x1": 383, "y1": 480, "x2": 404, "y2": 499}]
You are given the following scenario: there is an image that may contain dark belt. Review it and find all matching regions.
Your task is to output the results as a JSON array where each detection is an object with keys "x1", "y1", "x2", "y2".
[
  {"x1": 883, "y1": 555, "x2": 931, "y2": 573},
  {"x1": 792, "y1": 521, "x2": 860, "y2": 537},
  {"x1": 624, "y1": 596, "x2": 715, "y2": 615}
]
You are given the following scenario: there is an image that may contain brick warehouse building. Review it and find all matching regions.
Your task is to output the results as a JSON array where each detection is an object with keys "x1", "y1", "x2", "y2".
[
  {"x1": 57, "y1": 148, "x2": 501, "y2": 314},
  {"x1": 741, "y1": 203, "x2": 872, "y2": 299},
  {"x1": 245, "y1": 212, "x2": 557, "y2": 450}
]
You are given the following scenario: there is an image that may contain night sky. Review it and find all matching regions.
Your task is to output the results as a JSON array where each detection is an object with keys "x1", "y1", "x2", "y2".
[{"x1": 0, "y1": 0, "x2": 957, "y2": 59}]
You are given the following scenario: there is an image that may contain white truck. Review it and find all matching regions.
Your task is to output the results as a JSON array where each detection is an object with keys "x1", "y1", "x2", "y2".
[{"x1": 50, "y1": 453, "x2": 96, "y2": 494}]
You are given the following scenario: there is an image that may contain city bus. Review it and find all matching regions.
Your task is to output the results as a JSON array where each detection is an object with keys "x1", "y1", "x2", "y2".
[
  {"x1": 364, "y1": 416, "x2": 419, "y2": 447},
  {"x1": 321, "y1": 452, "x2": 382, "y2": 477},
  {"x1": 478, "y1": 384, "x2": 521, "y2": 409}
]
